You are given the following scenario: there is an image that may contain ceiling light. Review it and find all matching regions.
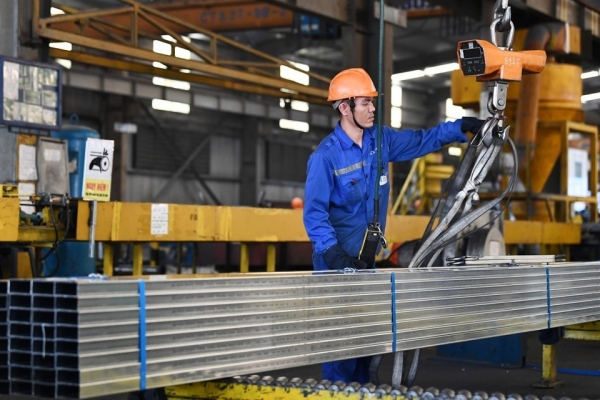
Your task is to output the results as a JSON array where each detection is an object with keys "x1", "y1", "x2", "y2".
[
  {"x1": 152, "y1": 77, "x2": 190, "y2": 91},
  {"x1": 153, "y1": 62, "x2": 167, "y2": 69},
  {"x1": 175, "y1": 47, "x2": 191, "y2": 60},
  {"x1": 280, "y1": 62, "x2": 310, "y2": 86},
  {"x1": 152, "y1": 99, "x2": 190, "y2": 114},
  {"x1": 49, "y1": 42, "x2": 72, "y2": 51},
  {"x1": 153, "y1": 40, "x2": 171, "y2": 56},
  {"x1": 424, "y1": 62, "x2": 459, "y2": 76},
  {"x1": 50, "y1": 7, "x2": 65, "y2": 15},
  {"x1": 280, "y1": 99, "x2": 309, "y2": 112},
  {"x1": 392, "y1": 70, "x2": 425, "y2": 82},
  {"x1": 279, "y1": 119, "x2": 309, "y2": 132},
  {"x1": 581, "y1": 92, "x2": 600, "y2": 103},
  {"x1": 581, "y1": 70, "x2": 599, "y2": 79},
  {"x1": 55, "y1": 59, "x2": 71, "y2": 69},
  {"x1": 188, "y1": 33, "x2": 210, "y2": 41}
]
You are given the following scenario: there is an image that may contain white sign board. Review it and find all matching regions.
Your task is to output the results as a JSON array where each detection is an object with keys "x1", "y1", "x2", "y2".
[{"x1": 82, "y1": 138, "x2": 114, "y2": 201}]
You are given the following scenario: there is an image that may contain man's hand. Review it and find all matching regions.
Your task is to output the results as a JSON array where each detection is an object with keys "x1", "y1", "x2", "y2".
[
  {"x1": 461, "y1": 117, "x2": 486, "y2": 134},
  {"x1": 323, "y1": 244, "x2": 368, "y2": 270}
]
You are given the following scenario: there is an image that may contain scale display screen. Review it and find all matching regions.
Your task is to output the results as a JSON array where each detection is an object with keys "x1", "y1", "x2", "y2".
[{"x1": 459, "y1": 41, "x2": 485, "y2": 76}]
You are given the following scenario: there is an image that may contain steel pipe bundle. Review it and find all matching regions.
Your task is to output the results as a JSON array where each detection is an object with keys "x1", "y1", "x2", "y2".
[{"x1": 1, "y1": 263, "x2": 599, "y2": 398}]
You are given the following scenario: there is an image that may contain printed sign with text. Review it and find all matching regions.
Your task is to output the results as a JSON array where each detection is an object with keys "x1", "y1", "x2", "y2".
[{"x1": 82, "y1": 138, "x2": 114, "y2": 201}]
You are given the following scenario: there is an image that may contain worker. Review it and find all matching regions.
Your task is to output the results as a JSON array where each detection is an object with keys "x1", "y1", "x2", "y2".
[{"x1": 302, "y1": 67, "x2": 484, "y2": 384}]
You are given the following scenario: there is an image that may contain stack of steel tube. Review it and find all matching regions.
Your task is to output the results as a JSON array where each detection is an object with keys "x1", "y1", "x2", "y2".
[{"x1": 0, "y1": 263, "x2": 599, "y2": 399}]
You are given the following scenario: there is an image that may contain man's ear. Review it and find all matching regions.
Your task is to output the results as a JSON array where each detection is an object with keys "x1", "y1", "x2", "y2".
[{"x1": 339, "y1": 102, "x2": 349, "y2": 116}]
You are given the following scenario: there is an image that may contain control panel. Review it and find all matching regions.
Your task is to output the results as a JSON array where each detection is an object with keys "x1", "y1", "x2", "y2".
[{"x1": 458, "y1": 41, "x2": 485, "y2": 76}]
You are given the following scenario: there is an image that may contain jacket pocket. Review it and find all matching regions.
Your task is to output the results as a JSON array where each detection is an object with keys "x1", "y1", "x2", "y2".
[{"x1": 339, "y1": 174, "x2": 364, "y2": 205}]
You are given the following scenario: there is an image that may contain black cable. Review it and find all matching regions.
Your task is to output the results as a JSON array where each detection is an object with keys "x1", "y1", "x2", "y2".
[
  {"x1": 39, "y1": 195, "x2": 71, "y2": 278},
  {"x1": 381, "y1": 137, "x2": 517, "y2": 268},
  {"x1": 414, "y1": 137, "x2": 518, "y2": 267}
]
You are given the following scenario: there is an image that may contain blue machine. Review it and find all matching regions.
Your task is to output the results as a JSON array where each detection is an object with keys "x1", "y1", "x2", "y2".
[{"x1": 43, "y1": 121, "x2": 100, "y2": 277}]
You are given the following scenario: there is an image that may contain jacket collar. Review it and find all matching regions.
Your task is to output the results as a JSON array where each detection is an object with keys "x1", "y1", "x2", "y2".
[{"x1": 333, "y1": 122, "x2": 376, "y2": 150}]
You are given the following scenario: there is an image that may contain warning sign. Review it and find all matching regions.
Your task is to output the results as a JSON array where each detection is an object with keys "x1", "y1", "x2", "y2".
[{"x1": 82, "y1": 138, "x2": 114, "y2": 201}]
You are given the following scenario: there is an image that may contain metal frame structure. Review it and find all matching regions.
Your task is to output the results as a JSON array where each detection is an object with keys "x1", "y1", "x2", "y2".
[{"x1": 33, "y1": 0, "x2": 330, "y2": 104}]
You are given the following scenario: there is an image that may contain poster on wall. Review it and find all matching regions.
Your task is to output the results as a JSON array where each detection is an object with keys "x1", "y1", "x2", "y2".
[
  {"x1": 1, "y1": 56, "x2": 62, "y2": 130},
  {"x1": 82, "y1": 138, "x2": 114, "y2": 201}
]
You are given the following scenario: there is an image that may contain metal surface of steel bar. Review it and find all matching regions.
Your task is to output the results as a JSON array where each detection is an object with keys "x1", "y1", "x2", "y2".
[{"x1": 3, "y1": 264, "x2": 600, "y2": 398}]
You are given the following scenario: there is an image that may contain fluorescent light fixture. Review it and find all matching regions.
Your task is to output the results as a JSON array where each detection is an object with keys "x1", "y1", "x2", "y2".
[
  {"x1": 280, "y1": 88, "x2": 299, "y2": 94},
  {"x1": 181, "y1": 69, "x2": 190, "y2": 73},
  {"x1": 581, "y1": 92, "x2": 600, "y2": 103},
  {"x1": 152, "y1": 77, "x2": 190, "y2": 91},
  {"x1": 391, "y1": 85, "x2": 402, "y2": 107},
  {"x1": 51, "y1": 7, "x2": 65, "y2": 15},
  {"x1": 424, "y1": 62, "x2": 459, "y2": 76},
  {"x1": 55, "y1": 59, "x2": 72, "y2": 69},
  {"x1": 152, "y1": 99, "x2": 190, "y2": 114},
  {"x1": 581, "y1": 70, "x2": 599, "y2": 79},
  {"x1": 280, "y1": 62, "x2": 310, "y2": 86},
  {"x1": 114, "y1": 122, "x2": 138, "y2": 134},
  {"x1": 153, "y1": 40, "x2": 171, "y2": 55},
  {"x1": 49, "y1": 42, "x2": 72, "y2": 51},
  {"x1": 175, "y1": 47, "x2": 191, "y2": 60},
  {"x1": 188, "y1": 33, "x2": 210, "y2": 41},
  {"x1": 153, "y1": 62, "x2": 167, "y2": 69},
  {"x1": 279, "y1": 119, "x2": 309, "y2": 132},
  {"x1": 280, "y1": 99, "x2": 309, "y2": 112},
  {"x1": 448, "y1": 146, "x2": 462, "y2": 157},
  {"x1": 391, "y1": 107, "x2": 402, "y2": 128},
  {"x1": 161, "y1": 34, "x2": 191, "y2": 44},
  {"x1": 392, "y1": 69, "x2": 425, "y2": 82}
]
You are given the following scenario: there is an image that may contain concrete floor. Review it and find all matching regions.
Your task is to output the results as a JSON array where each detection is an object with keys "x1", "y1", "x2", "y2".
[{"x1": 2, "y1": 332, "x2": 600, "y2": 399}]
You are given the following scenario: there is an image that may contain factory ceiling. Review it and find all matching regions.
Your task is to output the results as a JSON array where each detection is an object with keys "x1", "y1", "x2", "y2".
[{"x1": 47, "y1": 0, "x2": 600, "y2": 115}]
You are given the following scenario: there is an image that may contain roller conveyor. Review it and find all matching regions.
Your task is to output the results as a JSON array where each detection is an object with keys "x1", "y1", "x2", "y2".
[
  {"x1": 163, "y1": 374, "x2": 589, "y2": 400},
  {"x1": 1, "y1": 263, "x2": 600, "y2": 398}
]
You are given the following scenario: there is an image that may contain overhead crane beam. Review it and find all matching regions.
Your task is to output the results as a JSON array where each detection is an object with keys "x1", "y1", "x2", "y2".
[{"x1": 36, "y1": 0, "x2": 330, "y2": 103}]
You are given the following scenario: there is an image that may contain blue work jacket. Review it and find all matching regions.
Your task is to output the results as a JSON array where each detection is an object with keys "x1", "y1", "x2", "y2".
[{"x1": 304, "y1": 120, "x2": 467, "y2": 270}]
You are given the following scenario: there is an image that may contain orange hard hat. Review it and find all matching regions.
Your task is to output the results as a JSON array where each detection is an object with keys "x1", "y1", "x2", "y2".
[
  {"x1": 291, "y1": 197, "x2": 304, "y2": 209},
  {"x1": 327, "y1": 68, "x2": 378, "y2": 102}
]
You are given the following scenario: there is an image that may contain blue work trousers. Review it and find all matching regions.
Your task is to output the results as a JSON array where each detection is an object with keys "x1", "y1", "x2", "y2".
[{"x1": 322, "y1": 356, "x2": 372, "y2": 384}]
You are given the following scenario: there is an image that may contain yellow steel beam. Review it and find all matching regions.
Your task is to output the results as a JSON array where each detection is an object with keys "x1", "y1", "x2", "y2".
[
  {"x1": 136, "y1": 8, "x2": 215, "y2": 64},
  {"x1": 266, "y1": 243, "x2": 276, "y2": 272},
  {"x1": 103, "y1": 243, "x2": 114, "y2": 277},
  {"x1": 133, "y1": 243, "x2": 144, "y2": 276},
  {"x1": 49, "y1": 49, "x2": 328, "y2": 105},
  {"x1": 534, "y1": 344, "x2": 563, "y2": 388},
  {"x1": 0, "y1": 198, "x2": 20, "y2": 242},
  {"x1": 67, "y1": 201, "x2": 581, "y2": 244},
  {"x1": 53, "y1": 1, "x2": 293, "y2": 33},
  {"x1": 240, "y1": 243, "x2": 250, "y2": 273},
  {"x1": 1, "y1": 198, "x2": 582, "y2": 245},
  {"x1": 39, "y1": 0, "x2": 330, "y2": 84},
  {"x1": 36, "y1": 0, "x2": 331, "y2": 104},
  {"x1": 38, "y1": 26, "x2": 326, "y2": 98}
]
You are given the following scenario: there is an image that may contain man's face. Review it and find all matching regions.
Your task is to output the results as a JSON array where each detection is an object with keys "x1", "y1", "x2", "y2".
[{"x1": 342, "y1": 97, "x2": 376, "y2": 128}]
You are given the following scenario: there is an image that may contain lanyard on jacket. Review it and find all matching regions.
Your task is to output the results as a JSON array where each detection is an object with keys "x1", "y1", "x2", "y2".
[{"x1": 358, "y1": 1, "x2": 388, "y2": 266}]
